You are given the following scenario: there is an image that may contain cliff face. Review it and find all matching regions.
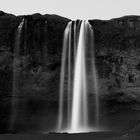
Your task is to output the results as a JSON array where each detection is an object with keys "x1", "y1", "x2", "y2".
[
  {"x1": 90, "y1": 16, "x2": 140, "y2": 94},
  {"x1": 0, "y1": 11, "x2": 70, "y2": 132},
  {"x1": 89, "y1": 17, "x2": 140, "y2": 117},
  {"x1": 0, "y1": 11, "x2": 140, "y2": 132}
]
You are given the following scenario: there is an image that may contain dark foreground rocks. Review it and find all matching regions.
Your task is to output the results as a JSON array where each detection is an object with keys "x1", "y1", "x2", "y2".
[{"x1": 0, "y1": 132, "x2": 140, "y2": 140}]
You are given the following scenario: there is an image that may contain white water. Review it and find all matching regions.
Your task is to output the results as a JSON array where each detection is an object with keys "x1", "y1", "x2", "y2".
[
  {"x1": 70, "y1": 21, "x2": 88, "y2": 132},
  {"x1": 58, "y1": 20, "x2": 99, "y2": 133},
  {"x1": 67, "y1": 22, "x2": 72, "y2": 126},
  {"x1": 57, "y1": 22, "x2": 72, "y2": 130}
]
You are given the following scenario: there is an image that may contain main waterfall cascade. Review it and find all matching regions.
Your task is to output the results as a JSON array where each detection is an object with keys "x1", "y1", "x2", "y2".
[{"x1": 58, "y1": 20, "x2": 100, "y2": 133}]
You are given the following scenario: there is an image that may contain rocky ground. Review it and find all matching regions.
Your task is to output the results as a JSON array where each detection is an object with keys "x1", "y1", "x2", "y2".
[{"x1": 0, "y1": 132, "x2": 140, "y2": 140}]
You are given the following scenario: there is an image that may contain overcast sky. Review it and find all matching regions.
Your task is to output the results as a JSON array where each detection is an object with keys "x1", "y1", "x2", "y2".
[{"x1": 1, "y1": 0, "x2": 140, "y2": 20}]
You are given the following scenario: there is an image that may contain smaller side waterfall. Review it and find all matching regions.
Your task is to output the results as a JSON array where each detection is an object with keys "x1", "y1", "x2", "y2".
[
  {"x1": 57, "y1": 20, "x2": 100, "y2": 133},
  {"x1": 10, "y1": 19, "x2": 25, "y2": 130},
  {"x1": 57, "y1": 22, "x2": 72, "y2": 130}
]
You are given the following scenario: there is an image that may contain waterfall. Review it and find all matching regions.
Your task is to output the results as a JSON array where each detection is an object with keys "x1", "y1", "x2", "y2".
[
  {"x1": 70, "y1": 21, "x2": 88, "y2": 132},
  {"x1": 57, "y1": 22, "x2": 72, "y2": 130},
  {"x1": 10, "y1": 19, "x2": 24, "y2": 130},
  {"x1": 58, "y1": 20, "x2": 99, "y2": 133}
]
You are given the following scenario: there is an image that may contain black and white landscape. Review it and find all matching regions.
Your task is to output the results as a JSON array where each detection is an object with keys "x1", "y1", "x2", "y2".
[{"x1": 0, "y1": 10, "x2": 140, "y2": 139}]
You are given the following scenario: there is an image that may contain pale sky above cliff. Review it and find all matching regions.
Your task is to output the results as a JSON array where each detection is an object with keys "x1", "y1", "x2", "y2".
[{"x1": 1, "y1": 0, "x2": 140, "y2": 20}]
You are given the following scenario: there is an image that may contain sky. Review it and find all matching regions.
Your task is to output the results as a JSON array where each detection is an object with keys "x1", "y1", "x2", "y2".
[{"x1": 1, "y1": 0, "x2": 140, "y2": 20}]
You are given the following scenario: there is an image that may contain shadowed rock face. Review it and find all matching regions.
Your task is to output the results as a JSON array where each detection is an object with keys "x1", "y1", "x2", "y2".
[{"x1": 0, "y1": 11, "x2": 140, "y2": 133}]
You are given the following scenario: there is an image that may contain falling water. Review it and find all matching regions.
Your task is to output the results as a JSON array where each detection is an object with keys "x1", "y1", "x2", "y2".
[
  {"x1": 70, "y1": 21, "x2": 88, "y2": 132},
  {"x1": 67, "y1": 22, "x2": 72, "y2": 126},
  {"x1": 88, "y1": 24, "x2": 100, "y2": 127},
  {"x1": 58, "y1": 20, "x2": 99, "y2": 133},
  {"x1": 10, "y1": 19, "x2": 24, "y2": 130},
  {"x1": 57, "y1": 22, "x2": 72, "y2": 130}
]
